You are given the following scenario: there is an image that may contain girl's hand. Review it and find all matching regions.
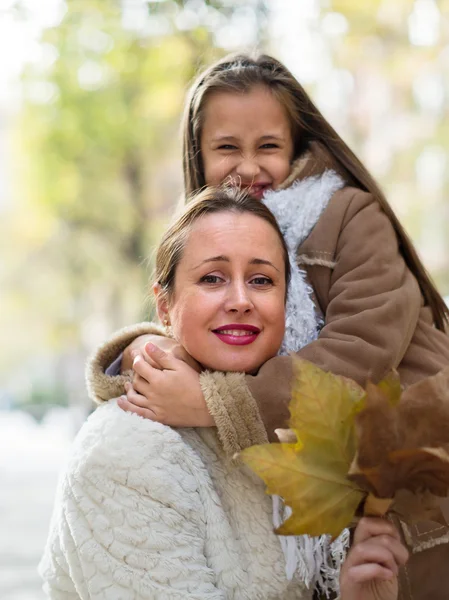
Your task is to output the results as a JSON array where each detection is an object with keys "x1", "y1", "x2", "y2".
[
  {"x1": 340, "y1": 517, "x2": 409, "y2": 600},
  {"x1": 118, "y1": 343, "x2": 215, "y2": 427},
  {"x1": 121, "y1": 334, "x2": 201, "y2": 373}
]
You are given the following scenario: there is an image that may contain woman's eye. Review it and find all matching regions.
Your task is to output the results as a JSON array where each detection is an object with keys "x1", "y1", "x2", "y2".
[
  {"x1": 200, "y1": 274, "x2": 223, "y2": 284},
  {"x1": 251, "y1": 276, "x2": 273, "y2": 286},
  {"x1": 260, "y1": 143, "x2": 278, "y2": 149},
  {"x1": 217, "y1": 144, "x2": 237, "y2": 150}
]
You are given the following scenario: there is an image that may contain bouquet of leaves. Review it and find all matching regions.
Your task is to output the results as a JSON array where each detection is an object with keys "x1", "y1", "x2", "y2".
[{"x1": 241, "y1": 360, "x2": 449, "y2": 539}]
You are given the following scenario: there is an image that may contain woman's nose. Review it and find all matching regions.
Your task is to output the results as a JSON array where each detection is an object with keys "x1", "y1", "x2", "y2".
[{"x1": 225, "y1": 282, "x2": 254, "y2": 314}]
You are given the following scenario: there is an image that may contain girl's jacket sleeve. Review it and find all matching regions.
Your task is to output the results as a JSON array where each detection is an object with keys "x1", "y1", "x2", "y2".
[{"x1": 39, "y1": 402, "x2": 224, "y2": 600}]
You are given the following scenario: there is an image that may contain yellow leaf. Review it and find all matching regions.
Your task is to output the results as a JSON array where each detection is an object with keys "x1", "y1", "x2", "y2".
[
  {"x1": 241, "y1": 360, "x2": 365, "y2": 538},
  {"x1": 242, "y1": 442, "x2": 364, "y2": 538},
  {"x1": 289, "y1": 359, "x2": 365, "y2": 471}
]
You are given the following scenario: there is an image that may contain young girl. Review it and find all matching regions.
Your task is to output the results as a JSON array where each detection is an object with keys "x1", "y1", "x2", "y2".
[
  {"x1": 40, "y1": 188, "x2": 408, "y2": 600},
  {"x1": 87, "y1": 53, "x2": 449, "y2": 598}
]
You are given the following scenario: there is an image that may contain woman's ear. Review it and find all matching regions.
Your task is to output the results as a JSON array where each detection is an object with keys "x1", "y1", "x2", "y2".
[{"x1": 152, "y1": 282, "x2": 170, "y2": 325}]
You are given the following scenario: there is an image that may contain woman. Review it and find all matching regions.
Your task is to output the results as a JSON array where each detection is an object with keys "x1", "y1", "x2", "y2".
[{"x1": 40, "y1": 187, "x2": 407, "y2": 600}]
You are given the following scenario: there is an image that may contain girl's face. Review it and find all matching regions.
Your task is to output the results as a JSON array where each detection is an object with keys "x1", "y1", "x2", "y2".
[
  {"x1": 200, "y1": 85, "x2": 294, "y2": 200},
  {"x1": 155, "y1": 211, "x2": 286, "y2": 373}
]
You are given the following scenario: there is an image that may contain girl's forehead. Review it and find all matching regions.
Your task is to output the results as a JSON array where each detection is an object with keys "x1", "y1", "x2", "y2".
[{"x1": 201, "y1": 85, "x2": 291, "y2": 132}]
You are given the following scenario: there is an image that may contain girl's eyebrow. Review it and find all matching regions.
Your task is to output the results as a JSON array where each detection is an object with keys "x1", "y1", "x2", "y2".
[
  {"x1": 211, "y1": 133, "x2": 285, "y2": 142},
  {"x1": 191, "y1": 256, "x2": 280, "y2": 272}
]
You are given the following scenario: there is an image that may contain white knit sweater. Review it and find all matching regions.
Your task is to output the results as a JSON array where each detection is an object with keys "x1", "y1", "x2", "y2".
[{"x1": 39, "y1": 400, "x2": 312, "y2": 600}]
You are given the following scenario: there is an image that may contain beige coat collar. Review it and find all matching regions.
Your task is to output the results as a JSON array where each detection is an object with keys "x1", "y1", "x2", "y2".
[{"x1": 279, "y1": 141, "x2": 350, "y2": 190}]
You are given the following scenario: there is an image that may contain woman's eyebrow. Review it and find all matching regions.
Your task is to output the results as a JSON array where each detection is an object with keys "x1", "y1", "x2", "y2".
[
  {"x1": 191, "y1": 255, "x2": 229, "y2": 270},
  {"x1": 191, "y1": 256, "x2": 280, "y2": 272},
  {"x1": 250, "y1": 258, "x2": 280, "y2": 272}
]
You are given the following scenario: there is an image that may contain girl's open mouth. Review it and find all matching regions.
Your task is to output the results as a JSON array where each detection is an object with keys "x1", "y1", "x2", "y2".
[{"x1": 241, "y1": 183, "x2": 271, "y2": 200}]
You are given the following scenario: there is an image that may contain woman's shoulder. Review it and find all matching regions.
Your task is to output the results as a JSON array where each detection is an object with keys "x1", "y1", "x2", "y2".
[
  {"x1": 75, "y1": 401, "x2": 182, "y2": 454},
  {"x1": 65, "y1": 402, "x2": 197, "y2": 495}
]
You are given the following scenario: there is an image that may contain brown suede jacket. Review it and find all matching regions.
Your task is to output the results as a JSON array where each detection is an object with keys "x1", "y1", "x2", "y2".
[{"x1": 86, "y1": 146, "x2": 449, "y2": 600}]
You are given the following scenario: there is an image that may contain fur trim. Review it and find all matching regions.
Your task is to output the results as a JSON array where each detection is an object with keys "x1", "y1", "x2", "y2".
[
  {"x1": 279, "y1": 141, "x2": 349, "y2": 191},
  {"x1": 263, "y1": 171, "x2": 348, "y2": 597},
  {"x1": 263, "y1": 170, "x2": 344, "y2": 355},
  {"x1": 199, "y1": 371, "x2": 268, "y2": 455},
  {"x1": 86, "y1": 322, "x2": 167, "y2": 404}
]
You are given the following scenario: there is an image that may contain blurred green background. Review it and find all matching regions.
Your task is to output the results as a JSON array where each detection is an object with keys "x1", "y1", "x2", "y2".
[
  {"x1": 0, "y1": 1, "x2": 448, "y2": 598},
  {"x1": 1, "y1": 0, "x2": 448, "y2": 417}
]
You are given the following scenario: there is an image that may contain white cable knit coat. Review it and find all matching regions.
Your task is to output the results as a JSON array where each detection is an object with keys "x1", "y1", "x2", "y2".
[{"x1": 39, "y1": 400, "x2": 313, "y2": 600}]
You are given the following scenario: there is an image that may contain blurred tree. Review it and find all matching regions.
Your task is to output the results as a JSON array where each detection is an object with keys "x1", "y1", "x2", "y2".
[
  {"x1": 2, "y1": 0, "x2": 269, "y2": 409},
  {"x1": 319, "y1": 0, "x2": 449, "y2": 292}
]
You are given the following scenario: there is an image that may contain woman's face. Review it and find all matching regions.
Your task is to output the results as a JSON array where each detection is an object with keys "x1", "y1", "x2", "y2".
[
  {"x1": 200, "y1": 85, "x2": 294, "y2": 200},
  {"x1": 155, "y1": 211, "x2": 286, "y2": 373}
]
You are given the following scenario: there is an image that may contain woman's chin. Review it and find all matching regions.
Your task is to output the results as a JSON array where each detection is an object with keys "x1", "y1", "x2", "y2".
[{"x1": 201, "y1": 358, "x2": 262, "y2": 374}]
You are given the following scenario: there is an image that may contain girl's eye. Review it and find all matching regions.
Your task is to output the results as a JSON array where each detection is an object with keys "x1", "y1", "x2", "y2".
[
  {"x1": 217, "y1": 144, "x2": 237, "y2": 150},
  {"x1": 200, "y1": 274, "x2": 223, "y2": 284},
  {"x1": 260, "y1": 143, "x2": 278, "y2": 149},
  {"x1": 250, "y1": 276, "x2": 273, "y2": 286}
]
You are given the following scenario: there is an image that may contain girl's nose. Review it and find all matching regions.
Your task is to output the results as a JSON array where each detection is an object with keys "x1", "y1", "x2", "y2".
[
  {"x1": 235, "y1": 156, "x2": 261, "y2": 182},
  {"x1": 224, "y1": 282, "x2": 254, "y2": 314}
]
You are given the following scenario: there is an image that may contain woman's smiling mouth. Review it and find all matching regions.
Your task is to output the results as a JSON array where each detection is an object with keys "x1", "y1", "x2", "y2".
[{"x1": 212, "y1": 324, "x2": 261, "y2": 346}]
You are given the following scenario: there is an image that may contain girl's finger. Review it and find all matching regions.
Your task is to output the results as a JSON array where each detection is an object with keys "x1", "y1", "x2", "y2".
[
  {"x1": 368, "y1": 535, "x2": 409, "y2": 567},
  {"x1": 353, "y1": 517, "x2": 400, "y2": 545},
  {"x1": 117, "y1": 396, "x2": 157, "y2": 420},
  {"x1": 132, "y1": 374, "x2": 154, "y2": 397},
  {"x1": 125, "y1": 386, "x2": 153, "y2": 409},
  {"x1": 347, "y1": 540, "x2": 399, "y2": 575},
  {"x1": 144, "y1": 342, "x2": 176, "y2": 371},
  {"x1": 347, "y1": 562, "x2": 395, "y2": 584},
  {"x1": 132, "y1": 355, "x2": 160, "y2": 382}
]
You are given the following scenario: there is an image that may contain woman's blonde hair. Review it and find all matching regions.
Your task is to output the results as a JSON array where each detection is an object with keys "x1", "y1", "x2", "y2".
[
  {"x1": 155, "y1": 185, "x2": 291, "y2": 301},
  {"x1": 181, "y1": 52, "x2": 448, "y2": 329}
]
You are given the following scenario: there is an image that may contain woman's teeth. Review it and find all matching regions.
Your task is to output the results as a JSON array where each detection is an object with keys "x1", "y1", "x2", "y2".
[{"x1": 218, "y1": 330, "x2": 256, "y2": 336}]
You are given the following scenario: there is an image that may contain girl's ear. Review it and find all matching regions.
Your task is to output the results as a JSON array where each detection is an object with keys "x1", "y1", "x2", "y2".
[{"x1": 152, "y1": 282, "x2": 170, "y2": 324}]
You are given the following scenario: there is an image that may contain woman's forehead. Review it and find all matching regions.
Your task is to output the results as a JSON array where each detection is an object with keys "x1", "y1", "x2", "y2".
[{"x1": 180, "y1": 212, "x2": 285, "y2": 266}]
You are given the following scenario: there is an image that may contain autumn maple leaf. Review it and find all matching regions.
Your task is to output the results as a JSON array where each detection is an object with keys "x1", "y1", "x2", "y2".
[{"x1": 241, "y1": 359, "x2": 365, "y2": 539}]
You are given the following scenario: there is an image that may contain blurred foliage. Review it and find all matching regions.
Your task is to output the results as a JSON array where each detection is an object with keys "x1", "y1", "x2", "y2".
[
  {"x1": 0, "y1": 0, "x2": 447, "y2": 410},
  {"x1": 0, "y1": 0, "x2": 269, "y2": 406}
]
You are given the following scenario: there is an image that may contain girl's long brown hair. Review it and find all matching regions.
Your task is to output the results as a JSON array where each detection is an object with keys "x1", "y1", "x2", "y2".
[{"x1": 181, "y1": 52, "x2": 448, "y2": 330}]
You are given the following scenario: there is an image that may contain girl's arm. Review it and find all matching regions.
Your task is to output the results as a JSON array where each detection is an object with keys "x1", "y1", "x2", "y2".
[{"x1": 39, "y1": 403, "x2": 225, "y2": 600}]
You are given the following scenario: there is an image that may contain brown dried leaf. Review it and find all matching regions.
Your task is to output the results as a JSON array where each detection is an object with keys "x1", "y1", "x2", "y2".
[{"x1": 349, "y1": 366, "x2": 449, "y2": 500}]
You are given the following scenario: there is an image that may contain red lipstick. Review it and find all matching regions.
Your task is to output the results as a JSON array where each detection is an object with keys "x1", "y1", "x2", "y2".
[{"x1": 212, "y1": 324, "x2": 261, "y2": 346}]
